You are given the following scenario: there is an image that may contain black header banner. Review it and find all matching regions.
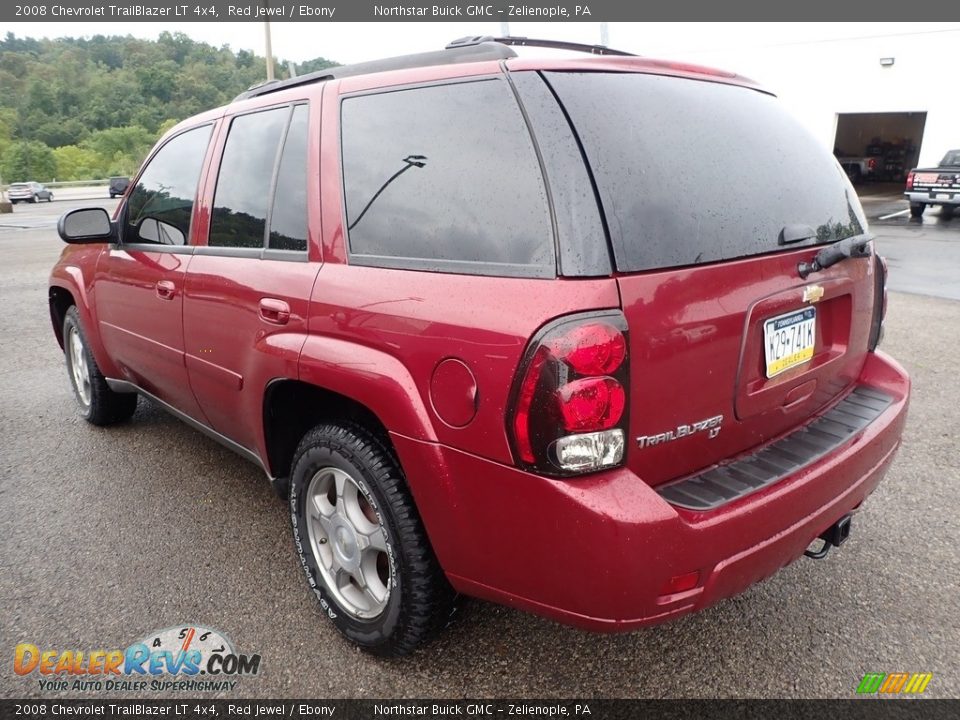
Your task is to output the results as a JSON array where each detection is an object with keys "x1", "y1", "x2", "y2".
[{"x1": 4, "y1": 0, "x2": 960, "y2": 22}]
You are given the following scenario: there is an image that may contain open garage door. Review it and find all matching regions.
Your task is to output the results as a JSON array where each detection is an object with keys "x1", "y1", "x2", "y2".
[{"x1": 834, "y1": 112, "x2": 926, "y2": 184}]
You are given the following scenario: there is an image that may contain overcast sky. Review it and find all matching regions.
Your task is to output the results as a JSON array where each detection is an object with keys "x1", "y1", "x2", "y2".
[{"x1": 7, "y1": 21, "x2": 960, "y2": 67}]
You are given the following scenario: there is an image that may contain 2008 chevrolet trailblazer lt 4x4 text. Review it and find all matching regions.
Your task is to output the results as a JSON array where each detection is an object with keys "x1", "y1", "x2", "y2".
[{"x1": 49, "y1": 37, "x2": 910, "y2": 656}]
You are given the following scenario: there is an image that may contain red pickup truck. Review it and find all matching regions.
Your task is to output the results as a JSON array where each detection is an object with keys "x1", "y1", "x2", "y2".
[{"x1": 49, "y1": 37, "x2": 910, "y2": 656}]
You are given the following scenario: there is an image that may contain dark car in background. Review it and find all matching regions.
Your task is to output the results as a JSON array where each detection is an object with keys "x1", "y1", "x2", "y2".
[
  {"x1": 8, "y1": 182, "x2": 53, "y2": 203},
  {"x1": 108, "y1": 176, "x2": 130, "y2": 199}
]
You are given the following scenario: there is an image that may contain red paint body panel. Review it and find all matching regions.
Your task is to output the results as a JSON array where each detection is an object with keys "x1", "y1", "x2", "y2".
[
  {"x1": 305, "y1": 267, "x2": 619, "y2": 463},
  {"x1": 394, "y1": 352, "x2": 908, "y2": 629}
]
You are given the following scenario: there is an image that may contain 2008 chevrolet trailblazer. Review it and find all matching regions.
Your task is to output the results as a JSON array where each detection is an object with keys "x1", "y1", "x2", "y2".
[{"x1": 49, "y1": 37, "x2": 910, "y2": 656}]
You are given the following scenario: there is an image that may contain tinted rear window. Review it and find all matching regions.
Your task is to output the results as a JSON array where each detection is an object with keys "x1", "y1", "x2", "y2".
[{"x1": 545, "y1": 72, "x2": 866, "y2": 272}]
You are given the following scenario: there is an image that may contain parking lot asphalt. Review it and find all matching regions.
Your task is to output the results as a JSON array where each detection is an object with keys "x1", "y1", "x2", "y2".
[{"x1": 1, "y1": 196, "x2": 958, "y2": 699}]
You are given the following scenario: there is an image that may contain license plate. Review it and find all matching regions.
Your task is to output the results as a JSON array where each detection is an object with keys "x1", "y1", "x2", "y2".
[{"x1": 763, "y1": 308, "x2": 816, "y2": 378}]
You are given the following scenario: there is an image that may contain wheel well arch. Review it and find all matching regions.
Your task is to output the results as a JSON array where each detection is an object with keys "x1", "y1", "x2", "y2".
[
  {"x1": 262, "y1": 379, "x2": 394, "y2": 490},
  {"x1": 49, "y1": 286, "x2": 76, "y2": 349}
]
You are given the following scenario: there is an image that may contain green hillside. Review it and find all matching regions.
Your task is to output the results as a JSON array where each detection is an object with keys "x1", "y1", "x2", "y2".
[{"x1": 0, "y1": 31, "x2": 335, "y2": 182}]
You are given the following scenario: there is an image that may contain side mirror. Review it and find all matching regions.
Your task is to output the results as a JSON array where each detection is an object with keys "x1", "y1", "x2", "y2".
[{"x1": 58, "y1": 207, "x2": 115, "y2": 244}]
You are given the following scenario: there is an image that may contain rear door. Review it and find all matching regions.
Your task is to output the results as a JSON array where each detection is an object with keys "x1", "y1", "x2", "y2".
[
  {"x1": 542, "y1": 71, "x2": 877, "y2": 487},
  {"x1": 182, "y1": 101, "x2": 319, "y2": 454}
]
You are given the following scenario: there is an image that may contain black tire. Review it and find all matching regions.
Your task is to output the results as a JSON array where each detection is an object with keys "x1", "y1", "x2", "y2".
[
  {"x1": 910, "y1": 202, "x2": 925, "y2": 218},
  {"x1": 47, "y1": 194, "x2": 53, "y2": 202},
  {"x1": 942, "y1": 205, "x2": 955, "y2": 218},
  {"x1": 845, "y1": 166, "x2": 861, "y2": 184},
  {"x1": 30, "y1": 194, "x2": 38, "y2": 203},
  {"x1": 62, "y1": 306, "x2": 137, "y2": 426},
  {"x1": 289, "y1": 422, "x2": 456, "y2": 656}
]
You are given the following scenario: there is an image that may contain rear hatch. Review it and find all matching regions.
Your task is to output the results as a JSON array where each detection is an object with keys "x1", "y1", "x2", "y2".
[{"x1": 545, "y1": 71, "x2": 878, "y2": 487}]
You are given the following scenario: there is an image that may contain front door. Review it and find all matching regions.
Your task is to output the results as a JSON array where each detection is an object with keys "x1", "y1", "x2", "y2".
[{"x1": 96, "y1": 124, "x2": 215, "y2": 420}]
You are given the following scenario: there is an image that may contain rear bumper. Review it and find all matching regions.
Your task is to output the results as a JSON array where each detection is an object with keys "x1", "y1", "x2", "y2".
[
  {"x1": 905, "y1": 190, "x2": 960, "y2": 205},
  {"x1": 393, "y1": 350, "x2": 909, "y2": 631}
]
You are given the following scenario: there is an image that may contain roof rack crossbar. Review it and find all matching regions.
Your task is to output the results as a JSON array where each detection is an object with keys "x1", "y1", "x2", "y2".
[{"x1": 447, "y1": 35, "x2": 636, "y2": 57}]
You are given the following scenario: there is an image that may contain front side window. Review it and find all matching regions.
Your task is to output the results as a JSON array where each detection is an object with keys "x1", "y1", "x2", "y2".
[
  {"x1": 340, "y1": 79, "x2": 554, "y2": 276},
  {"x1": 125, "y1": 125, "x2": 212, "y2": 246}
]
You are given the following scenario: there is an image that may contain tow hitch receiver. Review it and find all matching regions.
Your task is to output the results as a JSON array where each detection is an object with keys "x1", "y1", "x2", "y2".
[{"x1": 804, "y1": 515, "x2": 853, "y2": 559}]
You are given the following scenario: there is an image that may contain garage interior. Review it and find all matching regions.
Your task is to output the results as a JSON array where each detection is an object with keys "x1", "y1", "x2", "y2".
[{"x1": 833, "y1": 111, "x2": 927, "y2": 183}]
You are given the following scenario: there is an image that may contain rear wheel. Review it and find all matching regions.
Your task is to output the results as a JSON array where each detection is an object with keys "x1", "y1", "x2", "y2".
[
  {"x1": 63, "y1": 307, "x2": 137, "y2": 425},
  {"x1": 30, "y1": 194, "x2": 38, "y2": 203},
  {"x1": 910, "y1": 202, "x2": 926, "y2": 217},
  {"x1": 941, "y1": 205, "x2": 955, "y2": 218},
  {"x1": 289, "y1": 423, "x2": 456, "y2": 656}
]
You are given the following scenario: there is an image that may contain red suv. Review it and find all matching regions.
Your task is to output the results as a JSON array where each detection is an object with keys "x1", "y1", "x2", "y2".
[{"x1": 50, "y1": 37, "x2": 910, "y2": 656}]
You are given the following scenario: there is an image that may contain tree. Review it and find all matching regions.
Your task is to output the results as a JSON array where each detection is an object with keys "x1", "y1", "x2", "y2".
[
  {"x1": 53, "y1": 145, "x2": 104, "y2": 180},
  {"x1": 1, "y1": 141, "x2": 56, "y2": 182}
]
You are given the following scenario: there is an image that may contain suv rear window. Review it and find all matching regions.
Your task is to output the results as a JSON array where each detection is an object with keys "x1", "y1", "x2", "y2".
[
  {"x1": 545, "y1": 72, "x2": 866, "y2": 272},
  {"x1": 340, "y1": 79, "x2": 554, "y2": 277}
]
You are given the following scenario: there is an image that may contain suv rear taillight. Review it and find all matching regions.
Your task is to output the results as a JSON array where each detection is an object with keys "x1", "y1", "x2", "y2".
[
  {"x1": 906, "y1": 170, "x2": 915, "y2": 190},
  {"x1": 509, "y1": 312, "x2": 629, "y2": 476},
  {"x1": 869, "y1": 252, "x2": 888, "y2": 351},
  {"x1": 867, "y1": 157, "x2": 878, "y2": 171}
]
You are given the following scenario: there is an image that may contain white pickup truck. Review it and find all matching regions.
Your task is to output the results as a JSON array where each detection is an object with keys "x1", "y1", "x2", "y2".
[{"x1": 837, "y1": 155, "x2": 880, "y2": 183}]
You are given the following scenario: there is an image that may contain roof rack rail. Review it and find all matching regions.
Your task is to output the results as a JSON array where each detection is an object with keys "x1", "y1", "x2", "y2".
[
  {"x1": 235, "y1": 41, "x2": 516, "y2": 100},
  {"x1": 446, "y1": 35, "x2": 636, "y2": 57},
  {"x1": 235, "y1": 35, "x2": 635, "y2": 101}
]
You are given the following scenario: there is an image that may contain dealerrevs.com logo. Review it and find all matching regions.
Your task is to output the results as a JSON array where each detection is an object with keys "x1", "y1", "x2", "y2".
[{"x1": 14, "y1": 625, "x2": 261, "y2": 693}]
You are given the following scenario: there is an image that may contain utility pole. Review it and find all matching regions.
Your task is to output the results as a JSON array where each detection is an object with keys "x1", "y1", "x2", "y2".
[
  {"x1": 263, "y1": 0, "x2": 274, "y2": 82},
  {"x1": 600, "y1": 22, "x2": 609, "y2": 47},
  {"x1": 264, "y1": 20, "x2": 274, "y2": 81},
  {"x1": 499, "y1": 22, "x2": 510, "y2": 37}
]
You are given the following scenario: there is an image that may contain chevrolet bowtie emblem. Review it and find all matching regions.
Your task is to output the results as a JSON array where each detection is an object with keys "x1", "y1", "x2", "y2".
[{"x1": 803, "y1": 284, "x2": 825, "y2": 303}]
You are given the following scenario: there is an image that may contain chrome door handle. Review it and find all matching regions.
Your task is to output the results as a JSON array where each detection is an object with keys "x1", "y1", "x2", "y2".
[{"x1": 259, "y1": 298, "x2": 290, "y2": 325}]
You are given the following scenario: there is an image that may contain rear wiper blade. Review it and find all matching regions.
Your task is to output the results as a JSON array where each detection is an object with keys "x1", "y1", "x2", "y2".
[{"x1": 797, "y1": 233, "x2": 873, "y2": 279}]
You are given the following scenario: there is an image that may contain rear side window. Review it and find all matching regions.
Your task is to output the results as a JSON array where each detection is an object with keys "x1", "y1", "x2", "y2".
[
  {"x1": 209, "y1": 107, "x2": 289, "y2": 249},
  {"x1": 340, "y1": 79, "x2": 554, "y2": 277},
  {"x1": 545, "y1": 72, "x2": 866, "y2": 272},
  {"x1": 125, "y1": 125, "x2": 212, "y2": 246},
  {"x1": 208, "y1": 103, "x2": 309, "y2": 252},
  {"x1": 269, "y1": 104, "x2": 309, "y2": 251}
]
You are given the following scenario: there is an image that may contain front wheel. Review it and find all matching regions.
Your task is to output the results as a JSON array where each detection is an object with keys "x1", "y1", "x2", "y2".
[
  {"x1": 63, "y1": 307, "x2": 138, "y2": 425},
  {"x1": 910, "y1": 202, "x2": 926, "y2": 217},
  {"x1": 289, "y1": 423, "x2": 456, "y2": 656}
]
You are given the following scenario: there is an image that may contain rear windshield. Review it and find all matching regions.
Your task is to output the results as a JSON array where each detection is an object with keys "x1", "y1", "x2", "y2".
[
  {"x1": 545, "y1": 72, "x2": 866, "y2": 272},
  {"x1": 940, "y1": 150, "x2": 960, "y2": 167}
]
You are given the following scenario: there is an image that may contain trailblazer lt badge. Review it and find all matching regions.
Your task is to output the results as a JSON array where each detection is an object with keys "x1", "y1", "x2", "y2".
[{"x1": 636, "y1": 415, "x2": 724, "y2": 449}]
